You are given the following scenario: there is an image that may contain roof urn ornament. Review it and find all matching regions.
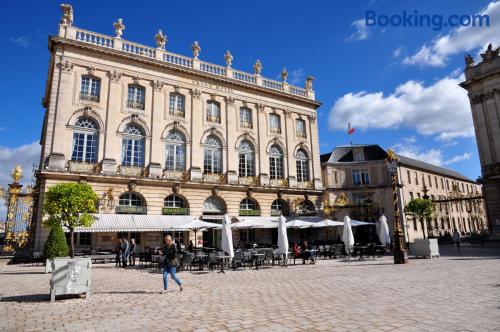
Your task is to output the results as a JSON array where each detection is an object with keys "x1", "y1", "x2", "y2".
[
  {"x1": 281, "y1": 67, "x2": 288, "y2": 82},
  {"x1": 480, "y1": 43, "x2": 499, "y2": 63},
  {"x1": 155, "y1": 29, "x2": 167, "y2": 49},
  {"x1": 113, "y1": 18, "x2": 125, "y2": 38},
  {"x1": 60, "y1": 4, "x2": 73, "y2": 26},
  {"x1": 224, "y1": 50, "x2": 233, "y2": 67},
  {"x1": 192, "y1": 41, "x2": 201, "y2": 59},
  {"x1": 465, "y1": 54, "x2": 475, "y2": 68},
  {"x1": 253, "y1": 60, "x2": 262, "y2": 75},
  {"x1": 305, "y1": 76, "x2": 315, "y2": 90}
]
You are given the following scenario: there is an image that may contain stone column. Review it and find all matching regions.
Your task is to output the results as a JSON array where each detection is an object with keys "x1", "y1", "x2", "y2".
[
  {"x1": 148, "y1": 80, "x2": 164, "y2": 178},
  {"x1": 101, "y1": 70, "x2": 122, "y2": 175},
  {"x1": 226, "y1": 97, "x2": 238, "y2": 184},
  {"x1": 190, "y1": 89, "x2": 203, "y2": 181}
]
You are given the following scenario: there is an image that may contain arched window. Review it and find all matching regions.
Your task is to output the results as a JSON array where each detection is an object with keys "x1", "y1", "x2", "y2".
[
  {"x1": 239, "y1": 198, "x2": 260, "y2": 215},
  {"x1": 119, "y1": 192, "x2": 145, "y2": 207},
  {"x1": 206, "y1": 100, "x2": 220, "y2": 123},
  {"x1": 296, "y1": 149, "x2": 310, "y2": 182},
  {"x1": 165, "y1": 131, "x2": 186, "y2": 171},
  {"x1": 271, "y1": 199, "x2": 289, "y2": 216},
  {"x1": 71, "y1": 117, "x2": 99, "y2": 163},
  {"x1": 127, "y1": 85, "x2": 145, "y2": 110},
  {"x1": 204, "y1": 136, "x2": 222, "y2": 174},
  {"x1": 238, "y1": 140, "x2": 255, "y2": 177},
  {"x1": 269, "y1": 145, "x2": 284, "y2": 179},
  {"x1": 164, "y1": 194, "x2": 188, "y2": 208},
  {"x1": 203, "y1": 196, "x2": 226, "y2": 214},
  {"x1": 169, "y1": 93, "x2": 185, "y2": 117},
  {"x1": 121, "y1": 124, "x2": 145, "y2": 167}
]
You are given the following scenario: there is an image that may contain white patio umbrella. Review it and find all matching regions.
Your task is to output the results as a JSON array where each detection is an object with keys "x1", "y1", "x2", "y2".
[
  {"x1": 311, "y1": 219, "x2": 344, "y2": 228},
  {"x1": 342, "y1": 216, "x2": 355, "y2": 257},
  {"x1": 221, "y1": 214, "x2": 234, "y2": 258},
  {"x1": 286, "y1": 219, "x2": 315, "y2": 229},
  {"x1": 378, "y1": 215, "x2": 391, "y2": 245},
  {"x1": 181, "y1": 219, "x2": 221, "y2": 248},
  {"x1": 277, "y1": 214, "x2": 289, "y2": 256}
]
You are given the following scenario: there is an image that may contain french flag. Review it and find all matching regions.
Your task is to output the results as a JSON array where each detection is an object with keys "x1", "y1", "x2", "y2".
[{"x1": 348, "y1": 123, "x2": 355, "y2": 135}]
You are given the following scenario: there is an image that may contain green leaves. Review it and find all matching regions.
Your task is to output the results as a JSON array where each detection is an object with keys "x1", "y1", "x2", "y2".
[{"x1": 404, "y1": 198, "x2": 435, "y2": 220}]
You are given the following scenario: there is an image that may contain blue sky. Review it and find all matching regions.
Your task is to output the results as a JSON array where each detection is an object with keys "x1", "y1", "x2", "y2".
[{"x1": 1, "y1": 0, "x2": 499, "y2": 214}]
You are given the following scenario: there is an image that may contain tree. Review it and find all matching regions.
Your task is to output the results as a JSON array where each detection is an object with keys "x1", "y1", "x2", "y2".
[
  {"x1": 43, "y1": 223, "x2": 69, "y2": 259},
  {"x1": 404, "y1": 198, "x2": 435, "y2": 239},
  {"x1": 42, "y1": 183, "x2": 98, "y2": 258}
]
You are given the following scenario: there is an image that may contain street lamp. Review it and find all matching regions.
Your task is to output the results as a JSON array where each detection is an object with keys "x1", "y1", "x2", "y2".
[{"x1": 386, "y1": 149, "x2": 409, "y2": 264}]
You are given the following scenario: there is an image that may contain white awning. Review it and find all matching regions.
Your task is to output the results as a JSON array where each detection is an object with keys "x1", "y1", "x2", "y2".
[
  {"x1": 68, "y1": 214, "x2": 198, "y2": 233},
  {"x1": 232, "y1": 216, "x2": 279, "y2": 229}
]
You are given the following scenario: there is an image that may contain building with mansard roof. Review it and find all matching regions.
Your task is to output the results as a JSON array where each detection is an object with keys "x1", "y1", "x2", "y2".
[{"x1": 33, "y1": 5, "x2": 323, "y2": 252}]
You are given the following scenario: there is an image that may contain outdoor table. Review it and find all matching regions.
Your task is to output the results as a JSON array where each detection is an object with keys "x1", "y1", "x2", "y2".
[
  {"x1": 353, "y1": 246, "x2": 368, "y2": 260},
  {"x1": 252, "y1": 253, "x2": 265, "y2": 270},
  {"x1": 194, "y1": 254, "x2": 208, "y2": 270},
  {"x1": 374, "y1": 245, "x2": 387, "y2": 257},
  {"x1": 216, "y1": 255, "x2": 231, "y2": 273}
]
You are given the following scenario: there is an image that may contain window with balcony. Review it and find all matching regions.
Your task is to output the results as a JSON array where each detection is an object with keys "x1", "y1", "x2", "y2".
[
  {"x1": 269, "y1": 145, "x2": 284, "y2": 180},
  {"x1": 206, "y1": 100, "x2": 221, "y2": 123},
  {"x1": 165, "y1": 131, "x2": 186, "y2": 171},
  {"x1": 238, "y1": 140, "x2": 255, "y2": 177},
  {"x1": 240, "y1": 107, "x2": 253, "y2": 128},
  {"x1": 296, "y1": 119, "x2": 306, "y2": 138},
  {"x1": 121, "y1": 124, "x2": 145, "y2": 167},
  {"x1": 80, "y1": 76, "x2": 101, "y2": 102},
  {"x1": 71, "y1": 117, "x2": 99, "y2": 163},
  {"x1": 269, "y1": 114, "x2": 281, "y2": 133},
  {"x1": 169, "y1": 93, "x2": 185, "y2": 117},
  {"x1": 296, "y1": 149, "x2": 309, "y2": 182},
  {"x1": 203, "y1": 136, "x2": 222, "y2": 174},
  {"x1": 127, "y1": 85, "x2": 145, "y2": 110}
]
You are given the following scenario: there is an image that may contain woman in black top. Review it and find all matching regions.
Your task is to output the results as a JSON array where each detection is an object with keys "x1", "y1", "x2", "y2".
[{"x1": 159, "y1": 235, "x2": 183, "y2": 293}]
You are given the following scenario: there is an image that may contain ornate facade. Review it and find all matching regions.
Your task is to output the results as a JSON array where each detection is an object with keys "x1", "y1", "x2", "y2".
[{"x1": 33, "y1": 5, "x2": 323, "y2": 251}]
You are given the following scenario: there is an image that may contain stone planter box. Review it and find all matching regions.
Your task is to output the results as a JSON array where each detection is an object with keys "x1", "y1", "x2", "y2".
[
  {"x1": 410, "y1": 238, "x2": 440, "y2": 259},
  {"x1": 50, "y1": 257, "x2": 92, "y2": 302}
]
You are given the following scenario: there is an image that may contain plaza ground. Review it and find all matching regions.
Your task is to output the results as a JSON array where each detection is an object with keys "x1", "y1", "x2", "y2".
[{"x1": 0, "y1": 245, "x2": 499, "y2": 332}]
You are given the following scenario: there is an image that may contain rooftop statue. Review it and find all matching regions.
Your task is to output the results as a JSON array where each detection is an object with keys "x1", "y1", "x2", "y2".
[{"x1": 60, "y1": 4, "x2": 73, "y2": 26}]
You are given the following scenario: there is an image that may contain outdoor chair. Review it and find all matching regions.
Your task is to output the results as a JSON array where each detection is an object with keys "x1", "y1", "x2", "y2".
[
  {"x1": 232, "y1": 250, "x2": 244, "y2": 270},
  {"x1": 324, "y1": 245, "x2": 332, "y2": 259},
  {"x1": 332, "y1": 244, "x2": 343, "y2": 259},
  {"x1": 318, "y1": 246, "x2": 325, "y2": 259},
  {"x1": 242, "y1": 251, "x2": 254, "y2": 269},
  {"x1": 207, "y1": 253, "x2": 220, "y2": 272},
  {"x1": 179, "y1": 253, "x2": 194, "y2": 272}
]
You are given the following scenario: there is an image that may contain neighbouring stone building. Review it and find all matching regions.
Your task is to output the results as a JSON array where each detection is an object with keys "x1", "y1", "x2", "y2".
[
  {"x1": 33, "y1": 5, "x2": 323, "y2": 252},
  {"x1": 461, "y1": 45, "x2": 500, "y2": 239},
  {"x1": 321, "y1": 145, "x2": 487, "y2": 242}
]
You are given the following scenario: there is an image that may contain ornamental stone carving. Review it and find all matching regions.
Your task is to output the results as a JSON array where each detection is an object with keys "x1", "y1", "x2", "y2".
[
  {"x1": 57, "y1": 60, "x2": 73, "y2": 72},
  {"x1": 480, "y1": 44, "x2": 499, "y2": 63},
  {"x1": 309, "y1": 114, "x2": 317, "y2": 123},
  {"x1": 152, "y1": 80, "x2": 164, "y2": 91},
  {"x1": 60, "y1": 4, "x2": 73, "y2": 26},
  {"x1": 108, "y1": 70, "x2": 122, "y2": 82},
  {"x1": 132, "y1": 76, "x2": 140, "y2": 85},
  {"x1": 224, "y1": 50, "x2": 233, "y2": 67},
  {"x1": 155, "y1": 29, "x2": 167, "y2": 49},
  {"x1": 465, "y1": 54, "x2": 474, "y2": 68},
  {"x1": 305, "y1": 76, "x2": 315, "y2": 90},
  {"x1": 190, "y1": 88, "x2": 201, "y2": 99},
  {"x1": 281, "y1": 68, "x2": 288, "y2": 82},
  {"x1": 192, "y1": 41, "x2": 201, "y2": 59},
  {"x1": 87, "y1": 66, "x2": 96, "y2": 76},
  {"x1": 226, "y1": 96, "x2": 235, "y2": 104},
  {"x1": 113, "y1": 18, "x2": 125, "y2": 38},
  {"x1": 253, "y1": 60, "x2": 262, "y2": 75}
]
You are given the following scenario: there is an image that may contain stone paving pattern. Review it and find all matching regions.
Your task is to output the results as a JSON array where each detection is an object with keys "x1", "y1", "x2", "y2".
[{"x1": 0, "y1": 245, "x2": 499, "y2": 331}]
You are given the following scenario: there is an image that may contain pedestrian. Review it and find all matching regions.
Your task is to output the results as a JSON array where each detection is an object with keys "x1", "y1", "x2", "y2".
[
  {"x1": 121, "y1": 237, "x2": 130, "y2": 268},
  {"x1": 188, "y1": 240, "x2": 194, "y2": 252},
  {"x1": 129, "y1": 238, "x2": 136, "y2": 267},
  {"x1": 159, "y1": 234, "x2": 183, "y2": 293},
  {"x1": 115, "y1": 237, "x2": 122, "y2": 268},
  {"x1": 452, "y1": 229, "x2": 462, "y2": 250}
]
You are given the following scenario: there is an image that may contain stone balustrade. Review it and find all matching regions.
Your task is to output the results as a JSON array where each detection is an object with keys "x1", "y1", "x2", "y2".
[
  {"x1": 238, "y1": 176, "x2": 258, "y2": 186},
  {"x1": 59, "y1": 25, "x2": 314, "y2": 100},
  {"x1": 269, "y1": 178, "x2": 288, "y2": 188},
  {"x1": 297, "y1": 180, "x2": 314, "y2": 189},
  {"x1": 163, "y1": 170, "x2": 187, "y2": 181},
  {"x1": 203, "y1": 173, "x2": 225, "y2": 183},
  {"x1": 67, "y1": 161, "x2": 99, "y2": 174},
  {"x1": 117, "y1": 165, "x2": 146, "y2": 177}
]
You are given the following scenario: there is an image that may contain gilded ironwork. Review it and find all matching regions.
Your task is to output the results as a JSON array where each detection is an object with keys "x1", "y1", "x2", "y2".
[
  {"x1": 239, "y1": 176, "x2": 258, "y2": 186},
  {"x1": 11, "y1": 165, "x2": 23, "y2": 183},
  {"x1": 297, "y1": 180, "x2": 314, "y2": 189},
  {"x1": 334, "y1": 192, "x2": 349, "y2": 207},
  {"x1": 163, "y1": 170, "x2": 187, "y2": 181},
  {"x1": 68, "y1": 160, "x2": 99, "y2": 173},
  {"x1": 118, "y1": 165, "x2": 146, "y2": 177},
  {"x1": 203, "y1": 173, "x2": 225, "y2": 183},
  {"x1": 269, "y1": 178, "x2": 288, "y2": 188}
]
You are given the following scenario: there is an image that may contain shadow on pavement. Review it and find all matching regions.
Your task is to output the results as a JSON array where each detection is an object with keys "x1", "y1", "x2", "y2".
[{"x1": 1, "y1": 294, "x2": 50, "y2": 302}]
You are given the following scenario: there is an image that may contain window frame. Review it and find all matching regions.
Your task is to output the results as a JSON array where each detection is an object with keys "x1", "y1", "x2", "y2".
[
  {"x1": 269, "y1": 145, "x2": 284, "y2": 180},
  {"x1": 169, "y1": 93, "x2": 185, "y2": 117},
  {"x1": 127, "y1": 85, "x2": 145, "y2": 110},
  {"x1": 203, "y1": 136, "x2": 223, "y2": 174},
  {"x1": 80, "y1": 76, "x2": 101, "y2": 102},
  {"x1": 71, "y1": 117, "x2": 99, "y2": 163},
  {"x1": 165, "y1": 131, "x2": 186, "y2": 171},
  {"x1": 121, "y1": 124, "x2": 145, "y2": 167}
]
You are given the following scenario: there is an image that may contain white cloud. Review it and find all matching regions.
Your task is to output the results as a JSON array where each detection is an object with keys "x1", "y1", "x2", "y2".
[
  {"x1": 393, "y1": 143, "x2": 472, "y2": 166},
  {"x1": 443, "y1": 152, "x2": 472, "y2": 165},
  {"x1": 290, "y1": 68, "x2": 304, "y2": 85},
  {"x1": 328, "y1": 73, "x2": 474, "y2": 141},
  {"x1": 403, "y1": 1, "x2": 500, "y2": 67},
  {"x1": 392, "y1": 46, "x2": 404, "y2": 58},
  {"x1": 0, "y1": 142, "x2": 40, "y2": 221},
  {"x1": 346, "y1": 19, "x2": 371, "y2": 41},
  {"x1": 9, "y1": 36, "x2": 31, "y2": 49}
]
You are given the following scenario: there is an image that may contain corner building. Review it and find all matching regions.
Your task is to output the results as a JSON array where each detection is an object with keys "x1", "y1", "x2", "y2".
[{"x1": 33, "y1": 7, "x2": 323, "y2": 252}]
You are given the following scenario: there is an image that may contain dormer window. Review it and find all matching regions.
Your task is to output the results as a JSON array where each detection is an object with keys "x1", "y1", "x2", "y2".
[{"x1": 353, "y1": 151, "x2": 364, "y2": 162}]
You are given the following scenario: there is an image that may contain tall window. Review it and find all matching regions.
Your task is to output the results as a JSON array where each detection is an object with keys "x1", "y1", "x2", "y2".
[
  {"x1": 361, "y1": 170, "x2": 370, "y2": 184},
  {"x1": 271, "y1": 199, "x2": 289, "y2": 216},
  {"x1": 165, "y1": 131, "x2": 186, "y2": 171},
  {"x1": 204, "y1": 136, "x2": 222, "y2": 174},
  {"x1": 435, "y1": 176, "x2": 438, "y2": 188},
  {"x1": 119, "y1": 192, "x2": 144, "y2": 207},
  {"x1": 238, "y1": 140, "x2": 255, "y2": 177},
  {"x1": 407, "y1": 170, "x2": 411, "y2": 184},
  {"x1": 352, "y1": 170, "x2": 361, "y2": 186},
  {"x1": 296, "y1": 149, "x2": 309, "y2": 182},
  {"x1": 269, "y1": 114, "x2": 281, "y2": 133},
  {"x1": 269, "y1": 145, "x2": 284, "y2": 179},
  {"x1": 240, "y1": 107, "x2": 252, "y2": 128},
  {"x1": 415, "y1": 172, "x2": 419, "y2": 185},
  {"x1": 80, "y1": 76, "x2": 100, "y2": 102},
  {"x1": 296, "y1": 119, "x2": 306, "y2": 137},
  {"x1": 71, "y1": 117, "x2": 99, "y2": 163},
  {"x1": 206, "y1": 100, "x2": 220, "y2": 123},
  {"x1": 164, "y1": 194, "x2": 187, "y2": 208},
  {"x1": 169, "y1": 93, "x2": 185, "y2": 117},
  {"x1": 127, "y1": 85, "x2": 145, "y2": 110},
  {"x1": 428, "y1": 175, "x2": 432, "y2": 187},
  {"x1": 121, "y1": 124, "x2": 145, "y2": 167}
]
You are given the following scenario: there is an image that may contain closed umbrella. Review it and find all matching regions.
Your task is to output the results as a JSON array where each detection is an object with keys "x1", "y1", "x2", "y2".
[
  {"x1": 277, "y1": 214, "x2": 289, "y2": 266},
  {"x1": 221, "y1": 214, "x2": 234, "y2": 258},
  {"x1": 378, "y1": 215, "x2": 391, "y2": 245},
  {"x1": 342, "y1": 216, "x2": 354, "y2": 258}
]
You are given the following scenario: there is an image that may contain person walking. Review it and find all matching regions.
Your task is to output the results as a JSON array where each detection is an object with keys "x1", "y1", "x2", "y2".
[
  {"x1": 121, "y1": 237, "x2": 130, "y2": 268},
  {"x1": 129, "y1": 238, "x2": 137, "y2": 267},
  {"x1": 452, "y1": 229, "x2": 462, "y2": 250},
  {"x1": 159, "y1": 235, "x2": 183, "y2": 293}
]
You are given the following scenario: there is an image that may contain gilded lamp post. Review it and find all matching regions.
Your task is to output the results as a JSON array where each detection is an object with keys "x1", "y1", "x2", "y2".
[{"x1": 386, "y1": 149, "x2": 409, "y2": 264}]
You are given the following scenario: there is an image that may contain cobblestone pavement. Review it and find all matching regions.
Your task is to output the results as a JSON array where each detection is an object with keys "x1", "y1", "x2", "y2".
[{"x1": 0, "y1": 245, "x2": 499, "y2": 332}]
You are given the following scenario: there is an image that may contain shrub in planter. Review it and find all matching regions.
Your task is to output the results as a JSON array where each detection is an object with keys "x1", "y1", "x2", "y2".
[{"x1": 43, "y1": 223, "x2": 69, "y2": 259}]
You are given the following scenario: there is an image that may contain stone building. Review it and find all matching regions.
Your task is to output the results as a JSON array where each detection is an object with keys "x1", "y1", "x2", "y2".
[
  {"x1": 460, "y1": 45, "x2": 500, "y2": 238},
  {"x1": 33, "y1": 5, "x2": 323, "y2": 252},
  {"x1": 321, "y1": 145, "x2": 487, "y2": 242}
]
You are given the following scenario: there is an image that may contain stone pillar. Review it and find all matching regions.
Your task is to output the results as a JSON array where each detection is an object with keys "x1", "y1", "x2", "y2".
[
  {"x1": 102, "y1": 70, "x2": 122, "y2": 175},
  {"x1": 149, "y1": 80, "x2": 164, "y2": 178},
  {"x1": 226, "y1": 97, "x2": 238, "y2": 185},
  {"x1": 190, "y1": 89, "x2": 203, "y2": 181}
]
